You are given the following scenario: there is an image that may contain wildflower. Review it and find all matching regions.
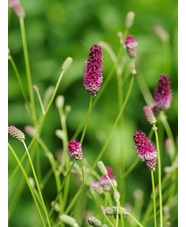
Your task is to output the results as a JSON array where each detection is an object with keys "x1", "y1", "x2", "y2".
[
  {"x1": 90, "y1": 181, "x2": 104, "y2": 194},
  {"x1": 99, "y1": 166, "x2": 116, "y2": 191},
  {"x1": 9, "y1": 0, "x2": 25, "y2": 18},
  {"x1": 153, "y1": 74, "x2": 172, "y2": 114},
  {"x1": 124, "y1": 35, "x2": 137, "y2": 58},
  {"x1": 8, "y1": 126, "x2": 25, "y2": 142},
  {"x1": 143, "y1": 106, "x2": 156, "y2": 125},
  {"x1": 67, "y1": 139, "x2": 83, "y2": 160},
  {"x1": 133, "y1": 131, "x2": 157, "y2": 171},
  {"x1": 83, "y1": 44, "x2": 103, "y2": 96}
]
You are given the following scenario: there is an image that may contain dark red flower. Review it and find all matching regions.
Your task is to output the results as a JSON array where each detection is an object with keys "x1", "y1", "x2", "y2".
[
  {"x1": 67, "y1": 139, "x2": 83, "y2": 160},
  {"x1": 133, "y1": 131, "x2": 157, "y2": 171},
  {"x1": 83, "y1": 44, "x2": 103, "y2": 96},
  {"x1": 124, "y1": 35, "x2": 138, "y2": 58},
  {"x1": 153, "y1": 74, "x2": 172, "y2": 114}
]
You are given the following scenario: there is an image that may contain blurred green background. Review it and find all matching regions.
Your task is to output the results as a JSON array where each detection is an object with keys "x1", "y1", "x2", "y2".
[{"x1": 8, "y1": 0, "x2": 178, "y2": 226}]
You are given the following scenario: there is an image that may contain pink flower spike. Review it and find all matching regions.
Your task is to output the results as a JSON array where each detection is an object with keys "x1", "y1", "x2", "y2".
[
  {"x1": 143, "y1": 106, "x2": 156, "y2": 125},
  {"x1": 83, "y1": 44, "x2": 103, "y2": 96},
  {"x1": 99, "y1": 166, "x2": 116, "y2": 191},
  {"x1": 8, "y1": 126, "x2": 25, "y2": 142},
  {"x1": 9, "y1": 0, "x2": 25, "y2": 18},
  {"x1": 67, "y1": 139, "x2": 83, "y2": 160},
  {"x1": 133, "y1": 131, "x2": 157, "y2": 171},
  {"x1": 124, "y1": 35, "x2": 138, "y2": 58},
  {"x1": 153, "y1": 74, "x2": 172, "y2": 113}
]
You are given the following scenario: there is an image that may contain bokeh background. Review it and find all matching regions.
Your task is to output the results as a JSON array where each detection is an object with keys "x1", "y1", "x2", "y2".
[{"x1": 8, "y1": 0, "x2": 178, "y2": 226}]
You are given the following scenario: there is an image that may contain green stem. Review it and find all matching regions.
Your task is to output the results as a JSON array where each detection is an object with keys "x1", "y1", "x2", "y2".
[
  {"x1": 80, "y1": 96, "x2": 93, "y2": 144},
  {"x1": 159, "y1": 112, "x2": 177, "y2": 155},
  {"x1": 153, "y1": 124, "x2": 163, "y2": 227},
  {"x1": 8, "y1": 143, "x2": 46, "y2": 227},
  {"x1": 37, "y1": 137, "x2": 63, "y2": 208},
  {"x1": 106, "y1": 176, "x2": 124, "y2": 227},
  {"x1": 26, "y1": 70, "x2": 65, "y2": 153},
  {"x1": 48, "y1": 160, "x2": 75, "y2": 218},
  {"x1": 22, "y1": 141, "x2": 51, "y2": 227},
  {"x1": 8, "y1": 55, "x2": 28, "y2": 102},
  {"x1": 151, "y1": 170, "x2": 157, "y2": 227},
  {"x1": 90, "y1": 75, "x2": 135, "y2": 174},
  {"x1": 120, "y1": 159, "x2": 139, "y2": 180},
  {"x1": 70, "y1": 160, "x2": 85, "y2": 216},
  {"x1": 126, "y1": 212, "x2": 143, "y2": 227},
  {"x1": 19, "y1": 17, "x2": 36, "y2": 125},
  {"x1": 72, "y1": 39, "x2": 125, "y2": 140}
]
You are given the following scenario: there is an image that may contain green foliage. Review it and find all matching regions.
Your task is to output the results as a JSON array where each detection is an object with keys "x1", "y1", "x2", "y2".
[{"x1": 8, "y1": 0, "x2": 178, "y2": 226}]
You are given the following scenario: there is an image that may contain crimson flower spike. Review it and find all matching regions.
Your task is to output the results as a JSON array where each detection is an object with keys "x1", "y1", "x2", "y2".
[
  {"x1": 83, "y1": 44, "x2": 103, "y2": 96},
  {"x1": 133, "y1": 131, "x2": 157, "y2": 171}
]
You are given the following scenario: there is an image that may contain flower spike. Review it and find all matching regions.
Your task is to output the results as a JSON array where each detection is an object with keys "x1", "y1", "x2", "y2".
[
  {"x1": 67, "y1": 139, "x2": 83, "y2": 160},
  {"x1": 133, "y1": 131, "x2": 157, "y2": 171},
  {"x1": 83, "y1": 44, "x2": 103, "y2": 96}
]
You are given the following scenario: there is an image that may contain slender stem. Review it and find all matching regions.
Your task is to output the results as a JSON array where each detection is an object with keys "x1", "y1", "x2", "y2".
[
  {"x1": 151, "y1": 170, "x2": 157, "y2": 227},
  {"x1": 90, "y1": 75, "x2": 135, "y2": 174},
  {"x1": 126, "y1": 212, "x2": 143, "y2": 227},
  {"x1": 9, "y1": 70, "x2": 65, "y2": 193},
  {"x1": 70, "y1": 160, "x2": 85, "y2": 216},
  {"x1": 19, "y1": 18, "x2": 37, "y2": 125},
  {"x1": 22, "y1": 141, "x2": 51, "y2": 227},
  {"x1": 69, "y1": 96, "x2": 93, "y2": 215},
  {"x1": 8, "y1": 143, "x2": 46, "y2": 227},
  {"x1": 8, "y1": 55, "x2": 28, "y2": 102},
  {"x1": 153, "y1": 124, "x2": 163, "y2": 227},
  {"x1": 72, "y1": 39, "x2": 125, "y2": 140},
  {"x1": 27, "y1": 70, "x2": 65, "y2": 152},
  {"x1": 120, "y1": 159, "x2": 140, "y2": 180},
  {"x1": 80, "y1": 96, "x2": 93, "y2": 144},
  {"x1": 48, "y1": 160, "x2": 75, "y2": 218},
  {"x1": 37, "y1": 137, "x2": 63, "y2": 207},
  {"x1": 34, "y1": 88, "x2": 45, "y2": 115},
  {"x1": 159, "y1": 112, "x2": 177, "y2": 155}
]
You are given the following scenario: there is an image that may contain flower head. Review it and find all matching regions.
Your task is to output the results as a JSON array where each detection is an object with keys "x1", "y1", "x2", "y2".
[
  {"x1": 90, "y1": 166, "x2": 116, "y2": 192},
  {"x1": 8, "y1": 126, "x2": 25, "y2": 142},
  {"x1": 67, "y1": 139, "x2": 83, "y2": 160},
  {"x1": 99, "y1": 166, "x2": 116, "y2": 191},
  {"x1": 90, "y1": 181, "x2": 104, "y2": 194},
  {"x1": 143, "y1": 106, "x2": 156, "y2": 125},
  {"x1": 83, "y1": 44, "x2": 103, "y2": 96},
  {"x1": 124, "y1": 35, "x2": 138, "y2": 58},
  {"x1": 153, "y1": 74, "x2": 172, "y2": 114},
  {"x1": 133, "y1": 131, "x2": 157, "y2": 171},
  {"x1": 9, "y1": 0, "x2": 25, "y2": 18}
]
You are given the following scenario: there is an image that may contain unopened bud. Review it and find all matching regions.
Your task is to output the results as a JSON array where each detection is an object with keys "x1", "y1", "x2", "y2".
[
  {"x1": 55, "y1": 129, "x2": 65, "y2": 140},
  {"x1": 165, "y1": 138, "x2": 175, "y2": 161},
  {"x1": 55, "y1": 95, "x2": 65, "y2": 109},
  {"x1": 43, "y1": 86, "x2": 54, "y2": 109},
  {"x1": 61, "y1": 57, "x2": 73, "y2": 72},
  {"x1": 113, "y1": 191, "x2": 120, "y2": 201},
  {"x1": 9, "y1": 0, "x2": 25, "y2": 18},
  {"x1": 24, "y1": 125, "x2": 37, "y2": 138},
  {"x1": 143, "y1": 106, "x2": 156, "y2": 124},
  {"x1": 60, "y1": 214, "x2": 79, "y2": 227},
  {"x1": 125, "y1": 12, "x2": 135, "y2": 29},
  {"x1": 154, "y1": 25, "x2": 170, "y2": 42},
  {"x1": 97, "y1": 161, "x2": 108, "y2": 176},
  {"x1": 104, "y1": 206, "x2": 127, "y2": 218},
  {"x1": 88, "y1": 216, "x2": 102, "y2": 227},
  {"x1": 8, "y1": 126, "x2": 25, "y2": 142}
]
